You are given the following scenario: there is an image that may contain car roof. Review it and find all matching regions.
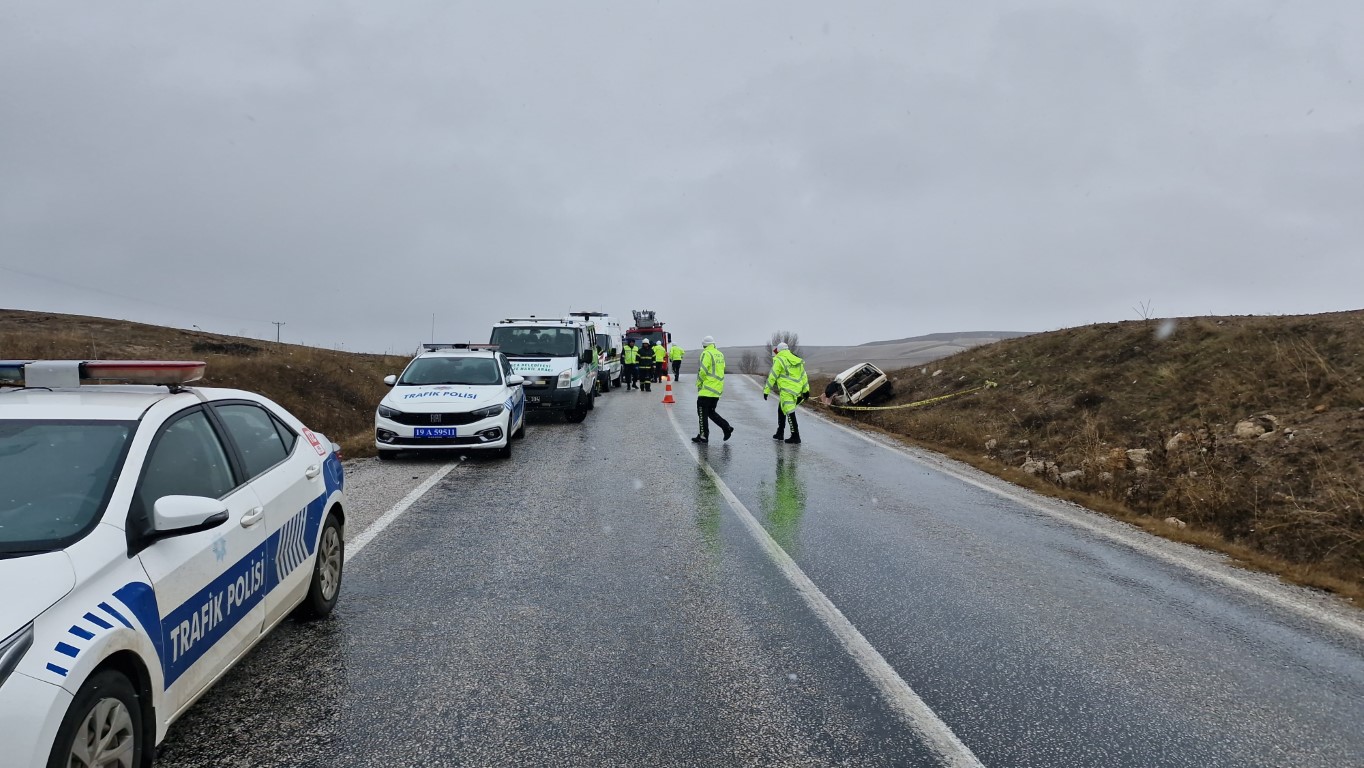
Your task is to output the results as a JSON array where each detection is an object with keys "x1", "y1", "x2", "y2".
[
  {"x1": 414, "y1": 348, "x2": 501, "y2": 359},
  {"x1": 0, "y1": 385, "x2": 191, "y2": 420}
]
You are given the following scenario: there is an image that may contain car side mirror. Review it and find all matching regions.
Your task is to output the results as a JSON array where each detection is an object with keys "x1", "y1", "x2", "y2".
[
  {"x1": 507, "y1": 375, "x2": 524, "y2": 386},
  {"x1": 383, "y1": 374, "x2": 397, "y2": 386},
  {"x1": 151, "y1": 495, "x2": 229, "y2": 540}
]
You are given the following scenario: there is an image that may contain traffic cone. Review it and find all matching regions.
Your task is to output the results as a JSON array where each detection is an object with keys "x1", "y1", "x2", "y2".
[{"x1": 661, "y1": 374, "x2": 676, "y2": 404}]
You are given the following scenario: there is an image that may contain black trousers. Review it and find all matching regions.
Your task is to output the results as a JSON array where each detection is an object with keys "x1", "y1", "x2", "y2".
[
  {"x1": 671, "y1": 360, "x2": 681, "y2": 379},
  {"x1": 623, "y1": 364, "x2": 637, "y2": 387},
  {"x1": 696, "y1": 396, "x2": 731, "y2": 439},
  {"x1": 774, "y1": 407, "x2": 800, "y2": 437}
]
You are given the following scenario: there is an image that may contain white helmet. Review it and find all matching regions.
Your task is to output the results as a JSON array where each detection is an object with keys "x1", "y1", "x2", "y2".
[
  {"x1": 776, "y1": 342, "x2": 789, "y2": 351},
  {"x1": 702, "y1": 335, "x2": 715, "y2": 345}
]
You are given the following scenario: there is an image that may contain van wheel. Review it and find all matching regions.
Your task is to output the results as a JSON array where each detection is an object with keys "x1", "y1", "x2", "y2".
[
  {"x1": 48, "y1": 670, "x2": 146, "y2": 768},
  {"x1": 586, "y1": 387, "x2": 596, "y2": 410},
  {"x1": 295, "y1": 513, "x2": 343, "y2": 620},
  {"x1": 565, "y1": 395, "x2": 588, "y2": 423}
]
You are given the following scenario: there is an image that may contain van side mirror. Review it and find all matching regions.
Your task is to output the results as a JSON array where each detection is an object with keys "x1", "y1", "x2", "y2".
[{"x1": 581, "y1": 350, "x2": 593, "y2": 364}]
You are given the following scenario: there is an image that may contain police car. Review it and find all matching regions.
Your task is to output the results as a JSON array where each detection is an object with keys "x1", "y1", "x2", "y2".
[
  {"x1": 374, "y1": 343, "x2": 527, "y2": 460},
  {"x1": 0, "y1": 359, "x2": 347, "y2": 768}
]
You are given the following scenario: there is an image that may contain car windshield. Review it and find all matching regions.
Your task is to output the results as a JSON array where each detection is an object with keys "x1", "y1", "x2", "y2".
[
  {"x1": 399, "y1": 357, "x2": 501, "y2": 386},
  {"x1": 0, "y1": 420, "x2": 134, "y2": 555},
  {"x1": 491, "y1": 327, "x2": 578, "y2": 357}
]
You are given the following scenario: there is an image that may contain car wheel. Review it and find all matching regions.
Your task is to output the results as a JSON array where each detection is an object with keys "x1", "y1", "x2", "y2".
[
  {"x1": 564, "y1": 394, "x2": 588, "y2": 423},
  {"x1": 295, "y1": 512, "x2": 343, "y2": 620},
  {"x1": 513, "y1": 416, "x2": 526, "y2": 439},
  {"x1": 48, "y1": 669, "x2": 146, "y2": 768}
]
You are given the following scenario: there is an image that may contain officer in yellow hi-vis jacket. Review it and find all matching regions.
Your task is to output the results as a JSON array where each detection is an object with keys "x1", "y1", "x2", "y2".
[
  {"x1": 652, "y1": 338, "x2": 667, "y2": 382},
  {"x1": 764, "y1": 342, "x2": 810, "y2": 444},
  {"x1": 669, "y1": 344, "x2": 685, "y2": 381},
  {"x1": 622, "y1": 338, "x2": 640, "y2": 389},
  {"x1": 693, "y1": 336, "x2": 733, "y2": 444}
]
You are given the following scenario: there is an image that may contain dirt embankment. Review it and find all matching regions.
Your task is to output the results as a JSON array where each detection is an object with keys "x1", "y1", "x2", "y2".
[
  {"x1": 811, "y1": 311, "x2": 1364, "y2": 598},
  {"x1": 0, "y1": 309, "x2": 408, "y2": 457}
]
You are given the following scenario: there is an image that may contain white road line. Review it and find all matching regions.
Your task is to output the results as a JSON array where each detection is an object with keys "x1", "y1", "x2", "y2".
[
  {"x1": 347, "y1": 464, "x2": 458, "y2": 558},
  {"x1": 666, "y1": 404, "x2": 984, "y2": 768},
  {"x1": 777, "y1": 379, "x2": 1364, "y2": 644}
]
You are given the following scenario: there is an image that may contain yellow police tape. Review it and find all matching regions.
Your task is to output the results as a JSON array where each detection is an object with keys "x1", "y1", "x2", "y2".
[{"x1": 824, "y1": 380, "x2": 998, "y2": 411}]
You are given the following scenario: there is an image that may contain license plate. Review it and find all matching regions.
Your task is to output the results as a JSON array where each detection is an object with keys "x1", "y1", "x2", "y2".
[
  {"x1": 526, "y1": 396, "x2": 542, "y2": 404},
  {"x1": 413, "y1": 427, "x2": 458, "y2": 438}
]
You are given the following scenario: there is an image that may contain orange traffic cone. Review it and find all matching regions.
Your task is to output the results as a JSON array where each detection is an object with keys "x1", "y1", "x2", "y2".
[{"x1": 661, "y1": 374, "x2": 676, "y2": 404}]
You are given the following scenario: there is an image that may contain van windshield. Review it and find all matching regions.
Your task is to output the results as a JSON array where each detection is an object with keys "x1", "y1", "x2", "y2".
[{"x1": 491, "y1": 327, "x2": 578, "y2": 357}]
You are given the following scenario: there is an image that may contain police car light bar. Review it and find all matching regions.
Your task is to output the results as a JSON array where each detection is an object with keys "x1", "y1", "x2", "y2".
[
  {"x1": 422, "y1": 343, "x2": 500, "y2": 351},
  {"x1": 0, "y1": 360, "x2": 206, "y2": 388}
]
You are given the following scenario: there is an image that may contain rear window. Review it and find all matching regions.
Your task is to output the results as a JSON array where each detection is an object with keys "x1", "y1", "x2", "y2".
[{"x1": 0, "y1": 420, "x2": 135, "y2": 555}]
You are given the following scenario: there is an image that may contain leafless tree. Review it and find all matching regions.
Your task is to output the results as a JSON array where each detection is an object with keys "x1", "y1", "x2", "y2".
[
  {"x1": 768, "y1": 330, "x2": 801, "y2": 357},
  {"x1": 739, "y1": 349, "x2": 762, "y2": 374}
]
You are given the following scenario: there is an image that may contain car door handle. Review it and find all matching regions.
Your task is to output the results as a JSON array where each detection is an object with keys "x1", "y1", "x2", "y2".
[
  {"x1": 305, "y1": 464, "x2": 321, "y2": 479},
  {"x1": 241, "y1": 506, "x2": 265, "y2": 528}
]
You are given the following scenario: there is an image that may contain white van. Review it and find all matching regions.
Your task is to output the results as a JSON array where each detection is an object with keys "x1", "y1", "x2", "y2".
[
  {"x1": 490, "y1": 316, "x2": 600, "y2": 422},
  {"x1": 571, "y1": 311, "x2": 623, "y2": 391}
]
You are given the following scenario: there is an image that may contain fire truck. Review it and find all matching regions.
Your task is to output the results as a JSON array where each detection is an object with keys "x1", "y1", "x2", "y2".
[{"x1": 625, "y1": 309, "x2": 671, "y2": 351}]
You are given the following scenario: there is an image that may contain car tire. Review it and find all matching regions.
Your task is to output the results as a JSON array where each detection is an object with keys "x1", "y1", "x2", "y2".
[
  {"x1": 495, "y1": 438, "x2": 512, "y2": 459},
  {"x1": 294, "y1": 512, "x2": 343, "y2": 620},
  {"x1": 48, "y1": 669, "x2": 147, "y2": 768},
  {"x1": 377, "y1": 449, "x2": 398, "y2": 461},
  {"x1": 586, "y1": 386, "x2": 596, "y2": 410},
  {"x1": 564, "y1": 393, "x2": 588, "y2": 423},
  {"x1": 513, "y1": 416, "x2": 526, "y2": 439}
]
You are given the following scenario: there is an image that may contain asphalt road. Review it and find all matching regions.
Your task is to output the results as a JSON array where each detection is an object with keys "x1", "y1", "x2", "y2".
[{"x1": 156, "y1": 376, "x2": 1364, "y2": 767}]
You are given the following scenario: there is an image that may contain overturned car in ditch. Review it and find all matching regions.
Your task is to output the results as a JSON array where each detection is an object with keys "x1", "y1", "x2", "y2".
[{"x1": 821, "y1": 362, "x2": 894, "y2": 407}]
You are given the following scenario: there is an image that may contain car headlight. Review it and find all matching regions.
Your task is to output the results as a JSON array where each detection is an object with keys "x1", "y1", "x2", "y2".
[
  {"x1": 377, "y1": 404, "x2": 402, "y2": 420},
  {"x1": 0, "y1": 623, "x2": 34, "y2": 689},
  {"x1": 556, "y1": 371, "x2": 573, "y2": 388},
  {"x1": 470, "y1": 404, "x2": 504, "y2": 420}
]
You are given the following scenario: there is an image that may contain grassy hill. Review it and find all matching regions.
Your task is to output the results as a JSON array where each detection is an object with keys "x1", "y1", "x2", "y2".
[
  {"x1": 811, "y1": 311, "x2": 1364, "y2": 597},
  {"x1": 0, "y1": 309, "x2": 408, "y2": 457}
]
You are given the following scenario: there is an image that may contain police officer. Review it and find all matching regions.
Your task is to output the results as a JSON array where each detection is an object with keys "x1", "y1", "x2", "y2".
[
  {"x1": 638, "y1": 340, "x2": 654, "y2": 392},
  {"x1": 694, "y1": 336, "x2": 733, "y2": 443},
  {"x1": 652, "y1": 337, "x2": 667, "y2": 381},
  {"x1": 622, "y1": 338, "x2": 639, "y2": 389},
  {"x1": 670, "y1": 343, "x2": 685, "y2": 380},
  {"x1": 765, "y1": 341, "x2": 810, "y2": 444}
]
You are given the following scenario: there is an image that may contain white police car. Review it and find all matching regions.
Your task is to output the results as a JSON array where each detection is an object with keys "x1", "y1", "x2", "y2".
[
  {"x1": 374, "y1": 343, "x2": 527, "y2": 460},
  {"x1": 0, "y1": 360, "x2": 347, "y2": 767}
]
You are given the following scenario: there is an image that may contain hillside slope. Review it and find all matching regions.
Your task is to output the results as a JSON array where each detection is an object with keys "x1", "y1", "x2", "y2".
[
  {"x1": 0, "y1": 309, "x2": 408, "y2": 455},
  {"x1": 813, "y1": 311, "x2": 1364, "y2": 595}
]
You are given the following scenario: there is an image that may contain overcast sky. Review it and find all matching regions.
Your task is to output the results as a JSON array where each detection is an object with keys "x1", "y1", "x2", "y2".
[{"x1": 2, "y1": 1, "x2": 1361, "y2": 353}]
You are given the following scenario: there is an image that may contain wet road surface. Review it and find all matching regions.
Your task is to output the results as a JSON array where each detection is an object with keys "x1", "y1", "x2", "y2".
[{"x1": 157, "y1": 377, "x2": 1364, "y2": 767}]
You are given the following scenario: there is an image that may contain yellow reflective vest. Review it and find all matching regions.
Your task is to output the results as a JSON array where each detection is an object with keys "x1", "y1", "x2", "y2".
[
  {"x1": 670, "y1": 345, "x2": 685, "y2": 362},
  {"x1": 623, "y1": 345, "x2": 639, "y2": 364},
  {"x1": 764, "y1": 349, "x2": 809, "y2": 414},
  {"x1": 697, "y1": 345, "x2": 725, "y2": 398},
  {"x1": 652, "y1": 344, "x2": 666, "y2": 363}
]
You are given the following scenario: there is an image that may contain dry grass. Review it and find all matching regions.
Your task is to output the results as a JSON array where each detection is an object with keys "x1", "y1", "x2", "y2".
[
  {"x1": 1, "y1": 309, "x2": 408, "y2": 457},
  {"x1": 811, "y1": 310, "x2": 1364, "y2": 598}
]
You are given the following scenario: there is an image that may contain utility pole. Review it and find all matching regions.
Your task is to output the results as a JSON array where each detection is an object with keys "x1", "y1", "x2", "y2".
[
  {"x1": 272, "y1": 321, "x2": 285, "y2": 343},
  {"x1": 431, "y1": 313, "x2": 436, "y2": 343}
]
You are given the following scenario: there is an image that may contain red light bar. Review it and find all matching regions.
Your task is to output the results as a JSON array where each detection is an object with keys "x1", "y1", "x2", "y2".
[{"x1": 81, "y1": 360, "x2": 206, "y2": 384}]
